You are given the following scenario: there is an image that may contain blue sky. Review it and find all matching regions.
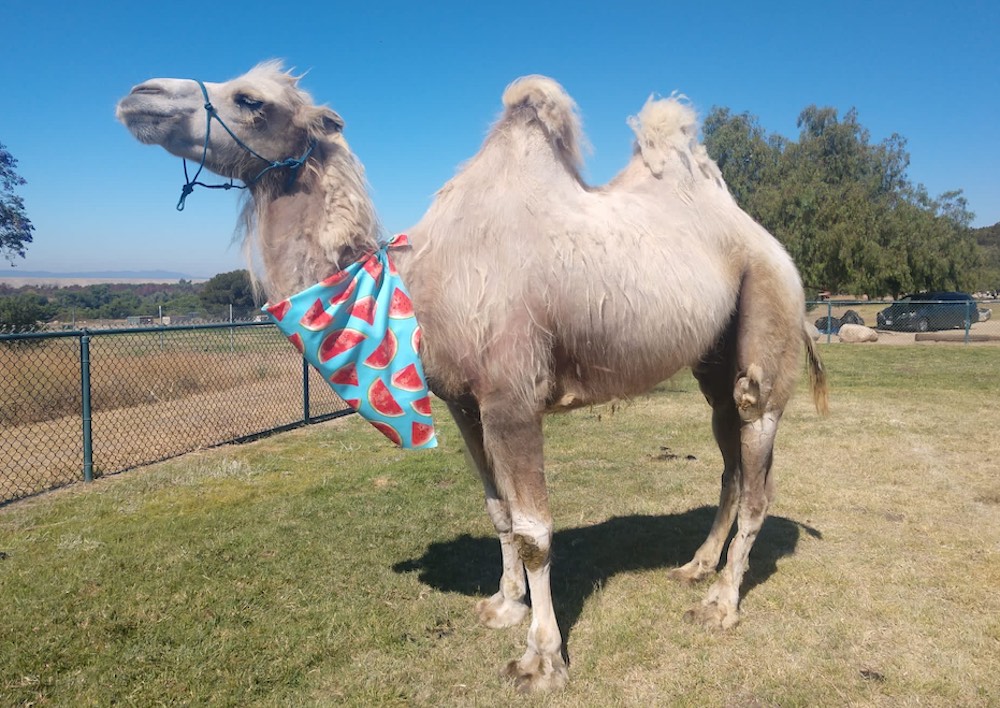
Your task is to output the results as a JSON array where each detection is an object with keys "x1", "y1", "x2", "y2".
[{"x1": 2, "y1": 1, "x2": 997, "y2": 278}]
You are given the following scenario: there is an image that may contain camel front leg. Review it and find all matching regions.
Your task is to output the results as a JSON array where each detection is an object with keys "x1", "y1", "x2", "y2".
[
  {"x1": 687, "y1": 410, "x2": 780, "y2": 629},
  {"x1": 446, "y1": 400, "x2": 529, "y2": 629},
  {"x1": 480, "y1": 401, "x2": 568, "y2": 692}
]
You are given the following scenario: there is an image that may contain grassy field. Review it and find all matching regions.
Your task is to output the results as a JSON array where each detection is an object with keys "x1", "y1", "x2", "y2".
[{"x1": 1, "y1": 345, "x2": 998, "y2": 706}]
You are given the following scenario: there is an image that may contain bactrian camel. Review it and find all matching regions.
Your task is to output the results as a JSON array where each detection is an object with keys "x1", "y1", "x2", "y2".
[{"x1": 117, "y1": 61, "x2": 828, "y2": 692}]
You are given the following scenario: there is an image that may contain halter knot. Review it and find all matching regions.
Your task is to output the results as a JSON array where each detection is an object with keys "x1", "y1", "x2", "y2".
[{"x1": 176, "y1": 79, "x2": 314, "y2": 211}]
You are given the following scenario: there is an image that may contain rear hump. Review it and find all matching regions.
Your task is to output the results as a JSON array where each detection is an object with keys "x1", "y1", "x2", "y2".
[{"x1": 626, "y1": 95, "x2": 699, "y2": 177}]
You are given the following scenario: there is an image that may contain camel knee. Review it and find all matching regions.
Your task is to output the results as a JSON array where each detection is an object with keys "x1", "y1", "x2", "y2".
[{"x1": 511, "y1": 516, "x2": 552, "y2": 571}]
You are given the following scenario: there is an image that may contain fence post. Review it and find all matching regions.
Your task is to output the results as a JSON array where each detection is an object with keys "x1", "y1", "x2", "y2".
[
  {"x1": 826, "y1": 301, "x2": 833, "y2": 344},
  {"x1": 80, "y1": 333, "x2": 94, "y2": 482},
  {"x1": 302, "y1": 357, "x2": 311, "y2": 424},
  {"x1": 965, "y1": 300, "x2": 972, "y2": 344}
]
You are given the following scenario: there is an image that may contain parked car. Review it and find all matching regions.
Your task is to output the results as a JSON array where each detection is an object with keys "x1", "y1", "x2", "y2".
[{"x1": 876, "y1": 292, "x2": 980, "y2": 332}]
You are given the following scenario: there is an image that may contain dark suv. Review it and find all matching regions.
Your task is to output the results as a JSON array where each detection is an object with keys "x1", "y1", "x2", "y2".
[{"x1": 876, "y1": 292, "x2": 979, "y2": 332}]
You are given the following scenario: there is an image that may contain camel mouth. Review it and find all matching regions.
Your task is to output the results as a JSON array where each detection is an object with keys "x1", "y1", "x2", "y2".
[
  {"x1": 116, "y1": 94, "x2": 182, "y2": 122},
  {"x1": 115, "y1": 93, "x2": 195, "y2": 147}
]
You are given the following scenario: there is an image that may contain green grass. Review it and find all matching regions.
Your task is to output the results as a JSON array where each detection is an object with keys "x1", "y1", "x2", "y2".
[{"x1": 2, "y1": 344, "x2": 999, "y2": 706}]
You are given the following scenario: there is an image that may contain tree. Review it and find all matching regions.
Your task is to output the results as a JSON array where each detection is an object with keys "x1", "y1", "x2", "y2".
[
  {"x1": 199, "y1": 270, "x2": 257, "y2": 318},
  {"x1": 100, "y1": 293, "x2": 142, "y2": 319},
  {"x1": 700, "y1": 108, "x2": 779, "y2": 211},
  {"x1": 971, "y1": 222, "x2": 1000, "y2": 292},
  {"x1": 0, "y1": 293, "x2": 54, "y2": 332},
  {"x1": 703, "y1": 105, "x2": 979, "y2": 298},
  {"x1": 1, "y1": 142, "x2": 34, "y2": 264}
]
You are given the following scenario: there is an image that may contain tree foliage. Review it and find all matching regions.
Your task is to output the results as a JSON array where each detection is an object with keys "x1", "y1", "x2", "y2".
[
  {"x1": 198, "y1": 270, "x2": 257, "y2": 317},
  {"x1": 1, "y1": 142, "x2": 34, "y2": 265},
  {"x1": 0, "y1": 292, "x2": 55, "y2": 332},
  {"x1": 0, "y1": 279, "x2": 234, "y2": 326},
  {"x1": 970, "y1": 222, "x2": 1000, "y2": 292},
  {"x1": 703, "y1": 105, "x2": 981, "y2": 297}
]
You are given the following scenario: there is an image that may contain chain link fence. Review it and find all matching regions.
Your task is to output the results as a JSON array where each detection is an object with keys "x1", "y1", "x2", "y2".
[
  {"x1": 3, "y1": 300, "x2": 999, "y2": 505},
  {"x1": 808, "y1": 299, "x2": 1000, "y2": 343},
  {"x1": 1, "y1": 322, "x2": 351, "y2": 504}
]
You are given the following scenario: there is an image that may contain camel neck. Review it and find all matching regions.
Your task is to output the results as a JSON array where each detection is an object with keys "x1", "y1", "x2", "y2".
[{"x1": 253, "y1": 144, "x2": 381, "y2": 302}]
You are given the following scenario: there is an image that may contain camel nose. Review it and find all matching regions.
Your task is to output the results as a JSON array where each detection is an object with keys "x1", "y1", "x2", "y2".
[{"x1": 130, "y1": 81, "x2": 168, "y2": 96}]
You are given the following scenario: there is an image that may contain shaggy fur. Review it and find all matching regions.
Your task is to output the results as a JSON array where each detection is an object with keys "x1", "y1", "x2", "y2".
[{"x1": 118, "y1": 63, "x2": 828, "y2": 693}]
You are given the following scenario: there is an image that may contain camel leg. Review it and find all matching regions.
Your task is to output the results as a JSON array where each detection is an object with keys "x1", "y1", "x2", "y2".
[
  {"x1": 686, "y1": 409, "x2": 779, "y2": 629},
  {"x1": 684, "y1": 266, "x2": 794, "y2": 627},
  {"x1": 479, "y1": 398, "x2": 568, "y2": 692},
  {"x1": 671, "y1": 329, "x2": 742, "y2": 584},
  {"x1": 669, "y1": 395, "x2": 741, "y2": 583},
  {"x1": 445, "y1": 400, "x2": 529, "y2": 629}
]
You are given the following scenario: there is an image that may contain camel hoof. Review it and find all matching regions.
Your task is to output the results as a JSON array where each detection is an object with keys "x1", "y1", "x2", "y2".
[
  {"x1": 684, "y1": 600, "x2": 740, "y2": 630},
  {"x1": 668, "y1": 561, "x2": 715, "y2": 585},
  {"x1": 475, "y1": 593, "x2": 529, "y2": 629},
  {"x1": 502, "y1": 651, "x2": 568, "y2": 693}
]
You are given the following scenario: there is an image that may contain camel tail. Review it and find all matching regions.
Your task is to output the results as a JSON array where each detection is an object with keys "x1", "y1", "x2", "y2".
[
  {"x1": 502, "y1": 75, "x2": 583, "y2": 170},
  {"x1": 627, "y1": 95, "x2": 699, "y2": 178},
  {"x1": 802, "y1": 323, "x2": 830, "y2": 415}
]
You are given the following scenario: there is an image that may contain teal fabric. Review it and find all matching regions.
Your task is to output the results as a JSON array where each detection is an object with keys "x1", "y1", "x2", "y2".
[{"x1": 264, "y1": 235, "x2": 437, "y2": 449}]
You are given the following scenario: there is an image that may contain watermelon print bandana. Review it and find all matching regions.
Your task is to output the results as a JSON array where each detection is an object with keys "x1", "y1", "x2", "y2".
[{"x1": 263, "y1": 234, "x2": 437, "y2": 449}]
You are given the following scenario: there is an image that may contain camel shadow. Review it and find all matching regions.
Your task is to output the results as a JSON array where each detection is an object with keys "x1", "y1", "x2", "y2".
[{"x1": 393, "y1": 506, "x2": 821, "y2": 642}]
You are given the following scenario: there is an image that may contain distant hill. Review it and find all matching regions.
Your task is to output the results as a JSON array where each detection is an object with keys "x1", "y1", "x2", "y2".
[
  {"x1": 5, "y1": 269, "x2": 197, "y2": 280},
  {"x1": 0, "y1": 269, "x2": 204, "y2": 286}
]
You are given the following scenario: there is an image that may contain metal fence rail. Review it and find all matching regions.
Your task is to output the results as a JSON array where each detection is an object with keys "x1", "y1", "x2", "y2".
[{"x1": 1, "y1": 322, "x2": 351, "y2": 504}]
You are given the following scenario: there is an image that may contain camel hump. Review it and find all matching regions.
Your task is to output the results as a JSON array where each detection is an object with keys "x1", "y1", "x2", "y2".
[
  {"x1": 627, "y1": 95, "x2": 700, "y2": 177},
  {"x1": 502, "y1": 75, "x2": 583, "y2": 170}
]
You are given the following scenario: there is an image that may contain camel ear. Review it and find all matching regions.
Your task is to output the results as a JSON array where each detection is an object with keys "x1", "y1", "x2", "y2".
[
  {"x1": 301, "y1": 105, "x2": 345, "y2": 136},
  {"x1": 321, "y1": 108, "x2": 345, "y2": 133}
]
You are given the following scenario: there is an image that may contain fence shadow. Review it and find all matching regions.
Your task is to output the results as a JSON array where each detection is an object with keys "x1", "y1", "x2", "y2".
[{"x1": 393, "y1": 506, "x2": 821, "y2": 643}]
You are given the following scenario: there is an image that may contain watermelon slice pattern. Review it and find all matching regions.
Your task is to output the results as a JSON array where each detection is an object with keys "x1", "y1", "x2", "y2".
[{"x1": 263, "y1": 234, "x2": 437, "y2": 449}]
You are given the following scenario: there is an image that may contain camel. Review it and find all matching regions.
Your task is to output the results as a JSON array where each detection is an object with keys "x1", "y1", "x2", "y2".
[{"x1": 117, "y1": 62, "x2": 828, "y2": 692}]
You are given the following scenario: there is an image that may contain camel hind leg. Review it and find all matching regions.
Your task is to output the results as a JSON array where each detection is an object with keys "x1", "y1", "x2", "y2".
[
  {"x1": 731, "y1": 265, "x2": 802, "y2": 422},
  {"x1": 685, "y1": 409, "x2": 780, "y2": 628},
  {"x1": 686, "y1": 264, "x2": 801, "y2": 628},
  {"x1": 671, "y1": 325, "x2": 742, "y2": 584}
]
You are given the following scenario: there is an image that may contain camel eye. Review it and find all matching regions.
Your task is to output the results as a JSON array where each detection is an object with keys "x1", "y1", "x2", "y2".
[{"x1": 235, "y1": 94, "x2": 264, "y2": 110}]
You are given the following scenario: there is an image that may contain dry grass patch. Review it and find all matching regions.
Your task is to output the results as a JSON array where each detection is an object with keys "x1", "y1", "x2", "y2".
[
  {"x1": 1, "y1": 345, "x2": 998, "y2": 705},
  {"x1": 0, "y1": 328, "x2": 289, "y2": 426}
]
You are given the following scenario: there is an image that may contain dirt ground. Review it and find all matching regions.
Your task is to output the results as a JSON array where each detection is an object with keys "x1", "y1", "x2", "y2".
[{"x1": 819, "y1": 328, "x2": 1000, "y2": 346}]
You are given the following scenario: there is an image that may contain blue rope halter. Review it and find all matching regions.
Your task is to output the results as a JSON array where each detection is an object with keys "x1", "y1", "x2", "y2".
[{"x1": 176, "y1": 79, "x2": 316, "y2": 211}]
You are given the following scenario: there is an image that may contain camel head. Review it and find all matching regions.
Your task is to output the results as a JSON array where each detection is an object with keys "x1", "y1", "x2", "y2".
[
  {"x1": 118, "y1": 61, "x2": 382, "y2": 302},
  {"x1": 116, "y1": 60, "x2": 345, "y2": 186}
]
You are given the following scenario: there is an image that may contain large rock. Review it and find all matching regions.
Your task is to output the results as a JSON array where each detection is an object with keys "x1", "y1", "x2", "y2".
[
  {"x1": 838, "y1": 323, "x2": 878, "y2": 343},
  {"x1": 805, "y1": 321, "x2": 821, "y2": 341}
]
